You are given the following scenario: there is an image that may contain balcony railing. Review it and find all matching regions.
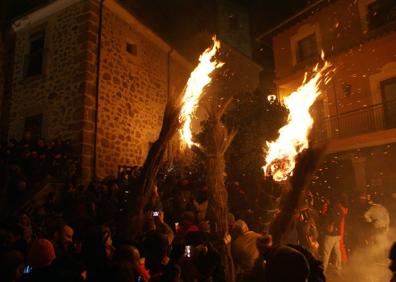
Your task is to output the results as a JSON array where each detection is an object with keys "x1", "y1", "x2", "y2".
[
  {"x1": 313, "y1": 99, "x2": 396, "y2": 142},
  {"x1": 368, "y1": 0, "x2": 396, "y2": 31}
]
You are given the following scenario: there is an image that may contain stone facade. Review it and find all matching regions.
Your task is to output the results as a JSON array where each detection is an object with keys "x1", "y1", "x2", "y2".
[
  {"x1": 96, "y1": 1, "x2": 190, "y2": 178},
  {"x1": 0, "y1": 31, "x2": 5, "y2": 119},
  {"x1": 7, "y1": 0, "x2": 190, "y2": 182}
]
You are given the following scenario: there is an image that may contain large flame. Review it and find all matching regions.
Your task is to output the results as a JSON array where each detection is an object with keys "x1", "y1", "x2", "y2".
[
  {"x1": 179, "y1": 37, "x2": 224, "y2": 147},
  {"x1": 264, "y1": 54, "x2": 333, "y2": 182}
]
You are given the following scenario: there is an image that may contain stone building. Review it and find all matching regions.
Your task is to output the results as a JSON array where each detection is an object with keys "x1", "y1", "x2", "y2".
[
  {"x1": 123, "y1": 0, "x2": 263, "y2": 96},
  {"x1": 6, "y1": 0, "x2": 191, "y2": 182},
  {"x1": 0, "y1": 31, "x2": 5, "y2": 117},
  {"x1": 259, "y1": 0, "x2": 396, "y2": 194}
]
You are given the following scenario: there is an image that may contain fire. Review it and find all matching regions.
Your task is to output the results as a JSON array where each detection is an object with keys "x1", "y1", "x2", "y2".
[
  {"x1": 263, "y1": 53, "x2": 333, "y2": 182},
  {"x1": 179, "y1": 36, "x2": 224, "y2": 147}
]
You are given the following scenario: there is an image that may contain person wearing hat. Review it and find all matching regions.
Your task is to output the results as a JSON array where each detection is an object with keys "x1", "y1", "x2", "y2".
[
  {"x1": 231, "y1": 219, "x2": 261, "y2": 281},
  {"x1": 19, "y1": 238, "x2": 84, "y2": 282}
]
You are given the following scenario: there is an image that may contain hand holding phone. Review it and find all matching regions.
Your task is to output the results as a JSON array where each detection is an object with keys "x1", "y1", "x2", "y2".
[
  {"x1": 184, "y1": 245, "x2": 191, "y2": 258},
  {"x1": 23, "y1": 265, "x2": 32, "y2": 274}
]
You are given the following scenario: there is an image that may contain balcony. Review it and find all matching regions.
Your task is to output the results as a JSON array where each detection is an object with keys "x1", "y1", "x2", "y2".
[
  {"x1": 367, "y1": 0, "x2": 396, "y2": 31},
  {"x1": 313, "y1": 99, "x2": 396, "y2": 144}
]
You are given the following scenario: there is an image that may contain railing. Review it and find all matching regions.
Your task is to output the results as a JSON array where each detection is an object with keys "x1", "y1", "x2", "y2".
[
  {"x1": 313, "y1": 99, "x2": 396, "y2": 142},
  {"x1": 368, "y1": 0, "x2": 396, "y2": 31}
]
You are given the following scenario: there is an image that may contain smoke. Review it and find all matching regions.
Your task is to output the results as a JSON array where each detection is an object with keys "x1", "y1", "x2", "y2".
[{"x1": 331, "y1": 228, "x2": 395, "y2": 282}]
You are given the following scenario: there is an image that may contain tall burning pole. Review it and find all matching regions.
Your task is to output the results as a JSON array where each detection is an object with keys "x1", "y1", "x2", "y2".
[
  {"x1": 264, "y1": 54, "x2": 334, "y2": 243},
  {"x1": 179, "y1": 37, "x2": 223, "y2": 147},
  {"x1": 264, "y1": 53, "x2": 333, "y2": 182},
  {"x1": 122, "y1": 37, "x2": 224, "y2": 240},
  {"x1": 178, "y1": 38, "x2": 237, "y2": 281}
]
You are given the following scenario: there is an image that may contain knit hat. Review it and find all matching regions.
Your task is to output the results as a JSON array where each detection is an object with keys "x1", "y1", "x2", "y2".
[{"x1": 28, "y1": 239, "x2": 56, "y2": 268}]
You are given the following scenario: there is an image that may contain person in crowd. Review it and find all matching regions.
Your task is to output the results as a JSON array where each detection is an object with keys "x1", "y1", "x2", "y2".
[
  {"x1": 154, "y1": 211, "x2": 175, "y2": 245},
  {"x1": 321, "y1": 200, "x2": 344, "y2": 274},
  {"x1": 83, "y1": 225, "x2": 114, "y2": 282},
  {"x1": 0, "y1": 250, "x2": 25, "y2": 282},
  {"x1": 364, "y1": 193, "x2": 390, "y2": 243},
  {"x1": 146, "y1": 185, "x2": 163, "y2": 212},
  {"x1": 19, "y1": 131, "x2": 33, "y2": 150},
  {"x1": 176, "y1": 211, "x2": 199, "y2": 239},
  {"x1": 18, "y1": 213, "x2": 33, "y2": 246},
  {"x1": 181, "y1": 231, "x2": 226, "y2": 282},
  {"x1": 7, "y1": 224, "x2": 29, "y2": 254},
  {"x1": 52, "y1": 224, "x2": 74, "y2": 258},
  {"x1": 389, "y1": 242, "x2": 396, "y2": 282},
  {"x1": 192, "y1": 187, "x2": 209, "y2": 223},
  {"x1": 250, "y1": 234, "x2": 311, "y2": 282},
  {"x1": 296, "y1": 202, "x2": 320, "y2": 257},
  {"x1": 142, "y1": 229, "x2": 170, "y2": 280},
  {"x1": 112, "y1": 244, "x2": 149, "y2": 282},
  {"x1": 338, "y1": 195, "x2": 348, "y2": 264},
  {"x1": 19, "y1": 238, "x2": 83, "y2": 282},
  {"x1": 231, "y1": 219, "x2": 261, "y2": 281},
  {"x1": 158, "y1": 243, "x2": 185, "y2": 282}
]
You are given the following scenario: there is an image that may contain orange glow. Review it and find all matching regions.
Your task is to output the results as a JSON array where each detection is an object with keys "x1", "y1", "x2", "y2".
[
  {"x1": 179, "y1": 36, "x2": 224, "y2": 147},
  {"x1": 264, "y1": 53, "x2": 333, "y2": 181}
]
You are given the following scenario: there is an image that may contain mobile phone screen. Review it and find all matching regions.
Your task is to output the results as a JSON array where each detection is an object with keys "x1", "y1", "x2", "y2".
[{"x1": 24, "y1": 265, "x2": 32, "y2": 274}]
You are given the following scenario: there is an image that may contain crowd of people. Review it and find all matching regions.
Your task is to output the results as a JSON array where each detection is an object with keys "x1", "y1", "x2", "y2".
[{"x1": 1, "y1": 132, "x2": 396, "y2": 282}]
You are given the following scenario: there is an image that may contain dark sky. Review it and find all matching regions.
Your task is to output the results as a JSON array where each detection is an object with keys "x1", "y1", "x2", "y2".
[
  {"x1": 2, "y1": 0, "x2": 314, "y2": 65},
  {"x1": 4, "y1": 0, "x2": 313, "y2": 38}
]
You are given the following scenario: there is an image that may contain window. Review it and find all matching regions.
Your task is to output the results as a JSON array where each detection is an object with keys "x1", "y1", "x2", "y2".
[
  {"x1": 381, "y1": 76, "x2": 396, "y2": 128},
  {"x1": 367, "y1": 0, "x2": 396, "y2": 30},
  {"x1": 126, "y1": 42, "x2": 137, "y2": 56},
  {"x1": 24, "y1": 30, "x2": 46, "y2": 77},
  {"x1": 24, "y1": 113, "x2": 43, "y2": 140},
  {"x1": 229, "y1": 14, "x2": 239, "y2": 30},
  {"x1": 297, "y1": 33, "x2": 318, "y2": 63}
]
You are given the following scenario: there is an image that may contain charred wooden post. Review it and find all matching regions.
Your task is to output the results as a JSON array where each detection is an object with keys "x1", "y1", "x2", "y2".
[
  {"x1": 269, "y1": 146, "x2": 325, "y2": 245},
  {"x1": 120, "y1": 100, "x2": 182, "y2": 240},
  {"x1": 203, "y1": 96, "x2": 237, "y2": 282}
]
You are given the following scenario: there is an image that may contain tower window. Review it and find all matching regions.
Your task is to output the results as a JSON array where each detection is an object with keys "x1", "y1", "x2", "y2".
[
  {"x1": 229, "y1": 14, "x2": 239, "y2": 30},
  {"x1": 24, "y1": 30, "x2": 46, "y2": 77},
  {"x1": 126, "y1": 42, "x2": 137, "y2": 56}
]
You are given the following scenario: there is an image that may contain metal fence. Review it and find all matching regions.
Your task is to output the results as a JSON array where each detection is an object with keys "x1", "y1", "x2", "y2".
[{"x1": 313, "y1": 100, "x2": 396, "y2": 141}]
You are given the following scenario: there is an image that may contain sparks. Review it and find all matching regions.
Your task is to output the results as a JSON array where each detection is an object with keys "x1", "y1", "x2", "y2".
[
  {"x1": 179, "y1": 36, "x2": 224, "y2": 147},
  {"x1": 263, "y1": 53, "x2": 334, "y2": 182}
]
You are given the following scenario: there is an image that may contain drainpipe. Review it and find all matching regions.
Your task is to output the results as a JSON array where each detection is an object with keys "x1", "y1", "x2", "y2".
[
  {"x1": 92, "y1": 0, "x2": 104, "y2": 181},
  {"x1": 332, "y1": 78, "x2": 340, "y2": 138},
  {"x1": 166, "y1": 47, "x2": 173, "y2": 165}
]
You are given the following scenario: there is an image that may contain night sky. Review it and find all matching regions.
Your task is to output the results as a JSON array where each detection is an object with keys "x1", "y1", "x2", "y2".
[{"x1": 3, "y1": 0, "x2": 315, "y2": 54}]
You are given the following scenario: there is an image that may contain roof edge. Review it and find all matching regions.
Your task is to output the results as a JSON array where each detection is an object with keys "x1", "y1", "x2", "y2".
[{"x1": 257, "y1": 0, "x2": 333, "y2": 42}]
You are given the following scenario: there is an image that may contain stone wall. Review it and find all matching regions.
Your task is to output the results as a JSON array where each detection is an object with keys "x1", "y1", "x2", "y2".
[
  {"x1": 0, "y1": 32, "x2": 5, "y2": 119},
  {"x1": 8, "y1": 0, "x2": 191, "y2": 181},
  {"x1": 8, "y1": 0, "x2": 99, "y2": 182},
  {"x1": 95, "y1": 2, "x2": 190, "y2": 178}
]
